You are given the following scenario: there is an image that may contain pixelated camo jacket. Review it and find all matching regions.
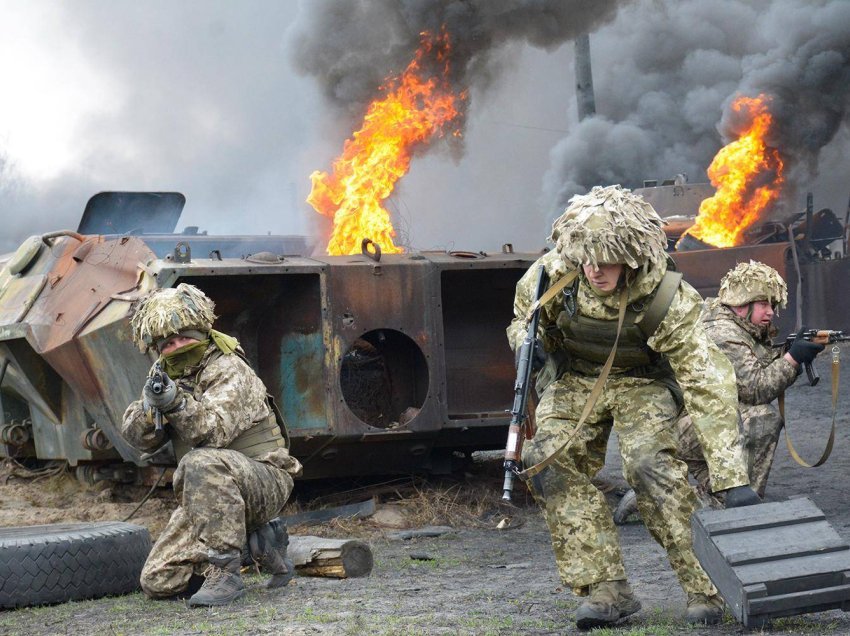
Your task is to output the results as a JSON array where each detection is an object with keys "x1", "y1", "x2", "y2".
[{"x1": 121, "y1": 344, "x2": 302, "y2": 475}]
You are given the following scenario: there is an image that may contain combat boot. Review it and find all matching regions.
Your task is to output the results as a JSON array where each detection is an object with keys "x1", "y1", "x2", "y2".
[
  {"x1": 686, "y1": 592, "x2": 724, "y2": 625},
  {"x1": 575, "y1": 580, "x2": 642, "y2": 630},
  {"x1": 249, "y1": 519, "x2": 295, "y2": 589},
  {"x1": 613, "y1": 488, "x2": 639, "y2": 525},
  {"x1": 187, "y1": 551, "x2": 245, "y2": 607}
]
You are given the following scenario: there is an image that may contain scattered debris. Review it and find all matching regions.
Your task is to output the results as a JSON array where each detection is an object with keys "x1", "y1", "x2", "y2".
[
  {"x1": 409, "y1": 552, "x2": 434, "y2": 561},
  {"x1": 388, "y1": 526, "x2": 454, "y2": 541},
  {"x1": 289, "y1": 535, "x2": 373, "y2": 579},
  {"x1": 280, "y1": 498, "x2": 376, "y2": 527},
  {"x1": 487, "y1": 562, "x2": 532, "y2": 570}
]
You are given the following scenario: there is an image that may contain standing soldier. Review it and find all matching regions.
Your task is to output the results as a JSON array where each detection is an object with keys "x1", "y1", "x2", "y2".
[
  {"x1": 507, "y1": 185, "x2": 758, "y2": 629},
  {"x1": 121, "y1": 283, "x2": 303, "y2": 606},
  {"x1": 617, "y1": 261, "x2": 824, "y2": 516}
]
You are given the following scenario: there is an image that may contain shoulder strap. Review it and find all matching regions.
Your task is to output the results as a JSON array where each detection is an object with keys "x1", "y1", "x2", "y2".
[
  {"x1": 780, "y1": 346, "x2": 840, "y2": 468},
  {"x1": 637, "y1": 271, "x2": 682, "y2": 338},
  {"x1": 524, "y1": 269, "x2": 579, "y2": 324},
  {"x1": 520, "y1": 286, "x2": 629, "y2": 480}
]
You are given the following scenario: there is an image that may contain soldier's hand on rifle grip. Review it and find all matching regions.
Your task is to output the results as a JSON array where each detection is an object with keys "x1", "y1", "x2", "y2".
[
  {"x1": 144, "y1": 370, "x2": 178, "y2": 411},
  {"x1": 788, "y1": 334, "x2": 825, "y2": 366}
]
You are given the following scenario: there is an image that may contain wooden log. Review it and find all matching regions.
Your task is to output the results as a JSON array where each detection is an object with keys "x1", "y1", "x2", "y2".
[{"x1": 288, "y1": 535, "x2": 373, "y2": 579}]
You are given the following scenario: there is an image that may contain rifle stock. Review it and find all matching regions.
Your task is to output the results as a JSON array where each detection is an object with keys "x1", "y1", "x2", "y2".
[{"x1": 502, "y1": 265, "x2": 549, "y2": 502}]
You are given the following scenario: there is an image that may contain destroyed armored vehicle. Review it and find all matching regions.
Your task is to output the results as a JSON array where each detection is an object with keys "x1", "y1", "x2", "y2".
[
  {"x1": 0, "y1": 193, "x2": 533, "y2": 482},
  {"x1": 1, "y1": 189, "x2": 846, "y2": 482}
]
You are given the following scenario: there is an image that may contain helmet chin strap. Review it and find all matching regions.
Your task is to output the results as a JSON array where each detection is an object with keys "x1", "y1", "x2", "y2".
[{"x1": 745, "y1": 302, "x2": 754, "y2": 322}]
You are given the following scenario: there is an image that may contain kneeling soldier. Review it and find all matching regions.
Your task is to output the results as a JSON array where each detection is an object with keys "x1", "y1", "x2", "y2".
[{"x1": 122, "y1": 283, "x2": 302, "y2": 606}]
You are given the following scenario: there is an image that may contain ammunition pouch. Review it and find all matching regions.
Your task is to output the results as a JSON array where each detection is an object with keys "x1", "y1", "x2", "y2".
[
  {"x1": 556, "y1": 271, "x2": 682, "y2": 369},
  {"x1": 226, "y1": 413, "x2": 287, "y2": 459}
]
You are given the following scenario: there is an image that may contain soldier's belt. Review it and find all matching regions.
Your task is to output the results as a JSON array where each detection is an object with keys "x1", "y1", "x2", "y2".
[{"x1": 226, "y1": 415, "x2": 287, "y2": 460}]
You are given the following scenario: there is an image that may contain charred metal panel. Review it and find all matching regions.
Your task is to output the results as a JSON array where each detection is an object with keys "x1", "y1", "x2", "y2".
[
  {"x1": 79, "y1": 192, "x2": 185, "y2": 235},
  {"x1": 170, "y1": 265, "x2": 328, "y2": 435},
  {"x1": 135, "y1": 234, "x2": 311, "y2": 260},
  {"x1": 314, "y1": 254, "x2": 439, "y2": 439},
  {"x1": 672, "y1": 243, "x2": 791, "y2": 294},
  {"x1": 425, "y1": 252, "x2": 534, "y2": 428},
  {"x1": 76, "y1": 300, "x2": 155, "y2": 464},
  {"x1": 798, "y1": 258, "x2": 850, "y2": 332}
]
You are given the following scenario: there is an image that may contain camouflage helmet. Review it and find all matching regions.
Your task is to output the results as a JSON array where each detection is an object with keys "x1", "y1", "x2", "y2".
[
  {"x1": 718, "y1": 260, "x2": 787, "y2": 309},
  {"x1": 549, "y1": 185, "x2": 667, "y2": 270},
  {"x1": 130, "y1": 283, "x2": 216, "y2": 352}
]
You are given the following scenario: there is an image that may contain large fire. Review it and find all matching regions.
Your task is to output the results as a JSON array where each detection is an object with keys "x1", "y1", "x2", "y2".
[
  {"x1": 688, "y1": 94, "x2": 785, "y2": 247},
  {"x1": 308, "y1": 30, "x2": 465, "y2": 255}
]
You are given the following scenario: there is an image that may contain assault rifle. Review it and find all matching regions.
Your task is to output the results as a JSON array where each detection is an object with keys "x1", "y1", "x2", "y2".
[
  {"x1": 148, "y1": 362, "x2": 167, "y2": 431},
  {"x1": 782, "y1": 329, "x2": 850, "y2": 386},
  {"x1": 502, "y1": 265, "x2": 549, "y2": 502}
]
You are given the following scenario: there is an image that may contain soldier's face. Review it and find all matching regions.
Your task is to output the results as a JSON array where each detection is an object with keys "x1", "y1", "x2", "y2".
[
  {"x1": 582, "y1": 263, "x2": 624, "y2": 292},
  {"x1": 748, "y1": 300, "x2": 775, "y2": 326},
  {"x1": 733, "y1": 300, "x2": 774, "y2": 327},
  {"x1": 159, "y1": 336, "x2": 200, "y2": 356}
]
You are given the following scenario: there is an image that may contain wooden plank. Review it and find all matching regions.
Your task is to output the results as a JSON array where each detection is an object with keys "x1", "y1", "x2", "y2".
[
  {"x1": 695, "y1": 498, "x2": 824, "y2": 536},
  {"x1": 692, "y1": 519, "x2": 746, "y2": 621},
  {"x1": 713, "y1": 522, "x2": 849, "y2": 566},
  {"x1": 748, "y1": 583, "x2": 850, "y2": 615},
  {"x1": 692, "y1": 498, "x2": 850, "y2": 626},
  {"x1": 734, "y1": 552, "x2": 850, "y2": 587}
]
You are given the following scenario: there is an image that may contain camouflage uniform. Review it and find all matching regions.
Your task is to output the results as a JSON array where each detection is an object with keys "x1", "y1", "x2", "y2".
[
  {"x1": 507, "y1": 187, "x2": 748, "y2": 601},
  {"x1": 121, "y1": 285, "x2": 301, "y2": 599},
  {"x1": 677, "y1": 264, "x2": 797, "y2": 498}
]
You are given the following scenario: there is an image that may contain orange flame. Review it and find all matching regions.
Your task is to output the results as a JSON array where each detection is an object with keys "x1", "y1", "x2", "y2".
[
  {"x1": 308, "y1": 30, "x2": 465, "y2": 255},
  {"x1": 688, "y1": 94, "x2": 785, "y2": 247}
]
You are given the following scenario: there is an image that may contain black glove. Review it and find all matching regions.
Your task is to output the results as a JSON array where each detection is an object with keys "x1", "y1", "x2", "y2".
[
  {"x1": 788, "y1": 327, "x2": 824, "y2": 365},
  {"x1": 723, "y1": 485, "x2": 761, "y2": 508},
  {"x1": 514, "y1": 341, "x2": 547, "y2": 373},
  {"x1": 143, "y1": 371, "x2": 178, "y2": 411},
  {"x1": 531, "y1": 341, "x2": 547, "y2": 373}
]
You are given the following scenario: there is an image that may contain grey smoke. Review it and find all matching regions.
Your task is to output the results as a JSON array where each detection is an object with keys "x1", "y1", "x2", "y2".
[
  {"x1": 543, "y1": 0, "x2": 850, "y2": 221},
  {"x1": 290, "y1": 0, "x2": 624, "y2": 114},
  {"x1": 3, "y1": 0, "x2": 846, "y2": 256}
]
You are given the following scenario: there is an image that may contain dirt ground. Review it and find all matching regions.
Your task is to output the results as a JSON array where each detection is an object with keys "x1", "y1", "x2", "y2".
[{"x1": 1, "y1": 345, "x2": 849, "y2": 635}]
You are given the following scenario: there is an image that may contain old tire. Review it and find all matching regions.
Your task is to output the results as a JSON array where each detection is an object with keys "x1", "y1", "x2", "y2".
[{"x1": 0, "y1": 521, "x2": 151, "y2": 608}]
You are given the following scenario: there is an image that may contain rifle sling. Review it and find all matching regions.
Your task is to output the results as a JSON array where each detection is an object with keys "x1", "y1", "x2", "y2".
[
  {"x1": 780, "y1": 346, "x2": 840, "y2": 468},
  {"x1": 524, "y1": 269, "x2": 579, "y2": 324},
  {"x1": 519, "y1": 286, "x2": 628, "y2": 480}
]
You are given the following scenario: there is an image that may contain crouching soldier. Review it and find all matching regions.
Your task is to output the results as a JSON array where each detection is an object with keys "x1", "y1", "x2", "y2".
[
  {"x1": 121, "y1": 283, "x2": 303, "y2": 606},
  {"x1": 615, "y1": 261, "x2": 825, "y2": 518},
  {"x1": 508, "y1": 185, "x2": 758, "y2": 629}
]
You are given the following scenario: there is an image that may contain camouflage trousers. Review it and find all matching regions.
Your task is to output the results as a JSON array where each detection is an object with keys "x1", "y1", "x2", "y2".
[
  {"x1": 678, "y1": 403, "x2": 783, "y2": 498},
  {"x1": 522, "y1": 373, "x2": 717, "y2": 597},
  {"x1": 140, "y1": 448, "x2": 294, "y2": 598}
]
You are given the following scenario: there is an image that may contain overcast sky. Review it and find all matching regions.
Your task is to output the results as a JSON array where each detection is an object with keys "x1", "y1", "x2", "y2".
[{"x1": 1, "y1": 0, "x2": 847, "y2": 255}]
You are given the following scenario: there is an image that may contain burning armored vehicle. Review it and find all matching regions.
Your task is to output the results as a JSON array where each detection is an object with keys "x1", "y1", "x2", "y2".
[
  {"x1": 1, "y1": 182, "x2": 847, "y2": 484},
  {"x1": 0, "y1": 192, "x2": 537, "y2": 482}
]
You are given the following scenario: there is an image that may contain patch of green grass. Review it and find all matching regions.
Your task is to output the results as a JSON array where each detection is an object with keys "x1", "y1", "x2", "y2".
[
  {"x1": 300, "y1": 605, "x2": 338, "y2": 624},
  {"x1": 771, "y1": 615, "x2": 840, "y2": 633}
]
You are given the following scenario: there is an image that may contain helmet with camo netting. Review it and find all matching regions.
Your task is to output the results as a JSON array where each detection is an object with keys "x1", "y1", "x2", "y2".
[
  {"x1": 718, "y1": 260, "x2": 787, "y2": 309},
  {"x1": 549, "y1": 185, "x2": 667, "y2": 270},
  {"x1": 130, "y1": 283, "x2": 216, "y2": 352}
]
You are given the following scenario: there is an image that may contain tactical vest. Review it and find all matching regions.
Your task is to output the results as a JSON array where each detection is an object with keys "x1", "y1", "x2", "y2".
[
  {"x1": 555, "y1": 271, "x2": 685, "y2": 409},
  {"x1": 170, "y1": 349, "x2": 290, "y2": 462}
]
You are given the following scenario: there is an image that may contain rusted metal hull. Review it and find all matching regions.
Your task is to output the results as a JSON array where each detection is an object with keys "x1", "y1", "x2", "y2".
[
  {"x1": 0, "y1": 233, "x2": 534, "y2": 478},
  {"x1": 1, "y1": 226, "x2": 847, "y2": 479}
]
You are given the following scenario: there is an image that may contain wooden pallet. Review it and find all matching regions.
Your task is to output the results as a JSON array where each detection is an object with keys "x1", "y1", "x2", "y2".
[{"x1": 692, "y1": 497, "x2": 850, "y2": 628}]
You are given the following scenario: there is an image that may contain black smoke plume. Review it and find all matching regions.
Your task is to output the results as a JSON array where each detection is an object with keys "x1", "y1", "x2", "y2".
[{"x1": 543, "y1": 0, "x2": 850, "y2": 218}]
